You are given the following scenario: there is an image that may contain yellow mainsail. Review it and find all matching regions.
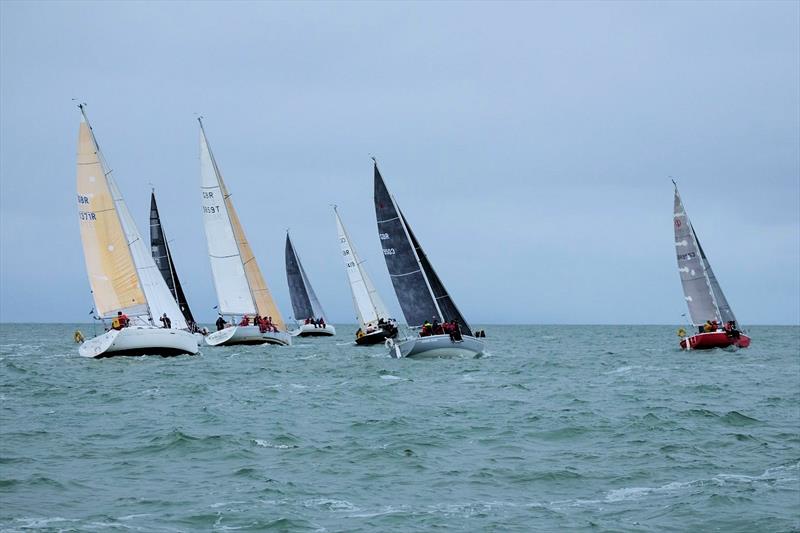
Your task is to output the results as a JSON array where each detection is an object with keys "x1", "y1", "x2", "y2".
[
  {"x1": 76, "y1": 119, "x2": 147, "y2": 317},
  {"x1": 218, "y1": 177, "x2": 286, "y2": 330}
]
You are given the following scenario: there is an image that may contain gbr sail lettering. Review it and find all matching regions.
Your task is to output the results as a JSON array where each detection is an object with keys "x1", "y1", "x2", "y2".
[
  {"x1": 77, "y1": 195, "x2": 97, "y2": 221},
  {"x1": 379, "y1": 232, "x2": 394, "y2": 255},
  {"x1": 202, "y1": 191, "x2": 221, "y2": 214}
]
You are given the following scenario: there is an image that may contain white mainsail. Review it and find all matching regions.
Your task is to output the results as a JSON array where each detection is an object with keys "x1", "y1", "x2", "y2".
[
  {"x1": 199, "y1": 120, "x2": 286, "y2": 330},
  {"x1": 334, "y1": 207, "x2": 390, "y2": 327},
  {"x1": 77, "y1": 106, "x2": 187, "y2": 329}
]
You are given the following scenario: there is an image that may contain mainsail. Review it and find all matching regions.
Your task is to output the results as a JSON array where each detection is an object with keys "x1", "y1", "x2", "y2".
[
  {"x1": 673, "y1": 183, "x2": 722, "y2": 326},
  {"x1": 76, "y1": 106, "x2": 186, "y2": 329},
  {"x1": 150, "y1": 192, "x2": 196, "y2": 327},
  {"x1": 335, "y1": 207, "x2": 390, "y2": 327},
  {"x1": 373, "y1": 161, "x2": 473, "y2": 333},
  {"x1": 285, "y1": 233, "x2": 327, "y2": 322},
  {"x1": 199, "y1": 119, "x2": 285, "y2": 330}
]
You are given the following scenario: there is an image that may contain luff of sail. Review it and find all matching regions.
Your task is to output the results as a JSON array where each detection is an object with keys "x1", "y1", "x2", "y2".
[
  {"x1": 673, "y1": 184, "x2": 720, "y2": 326},
  {"x1": 335, "y1": 207, "x2": 390, "y2": 327},
  {"x1": 77, "y1": 115, "x2": 147, "y2": 318},
  {"x1": 285, "y1": 234, "x2": 326, "y2": 322},
  {"x1": 150, "y1": 192, "x2": 196, "y2": 326},
  {"x1": 199, "y1": 120, "x2": 286, "y2": 330}
]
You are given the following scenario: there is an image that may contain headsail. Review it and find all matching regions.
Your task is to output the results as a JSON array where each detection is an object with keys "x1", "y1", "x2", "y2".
[
  {"x1": 199, "y1": 120, "x2": 285, "y2": 330},
  {"x1": 335, "y1": 207, "x2": 390, "y2": 327},
  {"x1": 76, "y1": 107, "x2": 186, "y2": 328},
  {"x1": 693, "y1": 227, "x2": 737, "y2": 325},
  {"x1": 150, "y1": 192, "x2": 196, "y2": 327},
  {"x1": 373, "y1": 161, "x2": 472, "y2": 333},
  {"x1": 673, "y1": 183, "x2": 720, "y2": 326},
  {"x1": 285, "y1": 233, "x2": 326, "y2": 322}
]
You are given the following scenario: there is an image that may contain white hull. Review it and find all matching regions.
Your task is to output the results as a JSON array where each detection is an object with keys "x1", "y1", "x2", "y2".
[
  {"x1": 387, "y1": 334, "x2": 484, "y2": 359},
  {"x1": 290, "y1": 323, "x2": 336, "y2": 337},
  {"x1": 205, "y1": 325, "x2": 291, "y2": 347},
  {"x1": 78, "y1": 326, "x2": 199, "y2": 358}
]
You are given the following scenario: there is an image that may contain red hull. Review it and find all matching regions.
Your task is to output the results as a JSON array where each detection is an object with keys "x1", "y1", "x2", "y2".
[{"x1": 680, "y1": 331, "x2": 751, "y2": 350}]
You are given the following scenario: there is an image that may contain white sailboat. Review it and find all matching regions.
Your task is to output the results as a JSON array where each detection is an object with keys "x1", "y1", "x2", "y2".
[
  {"x1": 199, "y1": 119, "x2": 291, "y2": 347},
  {"x1": 75, "y1": 106, "x2": 198, "y2": 358},
  {"x1": 334, "y1": 206, "x2": 398, "y2": 345}
]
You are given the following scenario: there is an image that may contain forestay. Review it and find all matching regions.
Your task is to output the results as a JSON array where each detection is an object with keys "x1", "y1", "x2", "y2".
[
  {"x1": 673, "y1": 185, "x2": 720, "y2": 326},
  {"x1": 285, "y1": 233, "x2": 326, "y2": 322},
  {"x1": 335, "y1": 207, "x2": 390, "y2": 327}
]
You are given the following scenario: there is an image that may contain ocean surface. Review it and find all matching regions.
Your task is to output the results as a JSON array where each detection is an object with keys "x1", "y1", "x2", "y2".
[{"x1": 1, "y1": 324, "x2": 798, "y2": 532}]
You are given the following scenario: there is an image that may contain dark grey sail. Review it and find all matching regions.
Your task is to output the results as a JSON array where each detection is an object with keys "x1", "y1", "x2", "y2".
[
  {"x1": 693, "y1": 226, "x2": 737, "y2": 325},
  {"x1": 149, "y1": 192, "x2": 196, "y2": 327},
  {"x1": 673, "y1": 184, "x2": 720, "y2": 326},
  {"x1": 399, "y1": 210, "x2": 473, "y2": 335},
  {"x1": 285, "y1": 234, "x2": 326, "y2": 321},
  {"x1": 374, "y1": 162, "x2": 472, "y2": 332}
]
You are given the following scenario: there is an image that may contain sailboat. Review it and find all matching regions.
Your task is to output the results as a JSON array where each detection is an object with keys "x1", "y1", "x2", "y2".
[
  {"x1": 75, "y1": 106, "x2": 198, "y2": 358},
  {"x1": 285, "y1": 233, "x2": 336, "y2": 337},
  {"x1": 673, "y1": 181, "x2": 750, "y2": 350},
  {"x1": 199, "y1": 119, "x2": 291, "y2": 347},
  {"x1": 334, "y1": 206, "x2": 398, "y2": 345},
  {"x1": 373, "y1": 160, "x2": 484, "y2": 358},
  {"x1": 149, "y1": 191, "x2": 202, "y2": 340}
]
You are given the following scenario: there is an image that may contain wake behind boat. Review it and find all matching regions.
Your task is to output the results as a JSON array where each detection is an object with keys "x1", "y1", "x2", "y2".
[
  {"x1": 75, "y1": 106, "x2": 197, "y2": 358},
  {"x1": 673, "y1": 181, "x2": 750, "y2": 350},
  {"x1": 334, "y1": 206, "x2": 398, "y2": 345},
  {"x1": 199, "y1": 119, "x2": 291, "y2": 347},
  {"x1": 285, "y1": 233, "x2": 335, "y2": 337},
  {"x1": 373, "y1": 160, "x2": 483, "y2": 358}
]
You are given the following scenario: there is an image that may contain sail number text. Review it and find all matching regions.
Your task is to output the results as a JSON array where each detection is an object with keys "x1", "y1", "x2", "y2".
[
  {"x1": 77, "y1": 195, "x2": 97, "y2": 221},
  {"x1": 383, "y1": 248, "x2": 395, "y2": 255}
]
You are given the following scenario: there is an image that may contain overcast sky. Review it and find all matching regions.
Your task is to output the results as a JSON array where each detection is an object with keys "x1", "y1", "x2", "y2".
[{"x1": 1, "y1": 1, "x2": 798, "y2": 325}]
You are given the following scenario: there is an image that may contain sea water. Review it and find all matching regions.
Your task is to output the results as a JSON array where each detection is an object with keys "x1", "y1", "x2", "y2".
[{"x1": 1, "y1": 324, "x2": 798, "y2": 532}]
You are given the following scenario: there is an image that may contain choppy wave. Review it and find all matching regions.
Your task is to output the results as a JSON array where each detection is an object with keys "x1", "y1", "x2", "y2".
[{"x1": 1, "y1": 324, "x2": 798, "y2": 532}]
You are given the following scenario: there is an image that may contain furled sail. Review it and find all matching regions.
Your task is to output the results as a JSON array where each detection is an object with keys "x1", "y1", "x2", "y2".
[
  {"x1": 673, "y1": 184, "x2": 720, "y2": 326},
  {"x1": 199, "y1": 120, "x2": 285, "y2": 330},
  {"x1": 335, "y1": 207, "x2": 390, "y2": 328},
  {"x1": 374, "y1": 161, "x2": 472, "y2": 332},
  {"x1": 77, "y1": 106, "x2": 187, "y2": 329},
  {"x1": 285, "y1": 233, "x2": 326, "y2": 322},
  {"x1": 150, "y1": 192, "x2": 196, "y2": 327}
]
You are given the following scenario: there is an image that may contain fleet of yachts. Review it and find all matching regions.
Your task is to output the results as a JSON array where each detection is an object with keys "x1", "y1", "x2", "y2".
[{"x1": 73, "y1": 106, "x2": 750, "y2": 358}]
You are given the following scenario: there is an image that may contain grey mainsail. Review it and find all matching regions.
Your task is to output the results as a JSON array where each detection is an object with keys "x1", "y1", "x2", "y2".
[
  {"x1": 285, "y1": 233, "x2": 326, "y2": 321},
  {"x1": 149, "y1": 192, "x2": 196, "y2": 327},
  {"x1": 693, "y1": 227, "x2": 737, "y2": 325},
  {"x1": 374, "y1": 161, "x2": 472, "y2": 333},
  {"x1": 673, "y1": 184, "x2": 720, "y2": 326}
]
